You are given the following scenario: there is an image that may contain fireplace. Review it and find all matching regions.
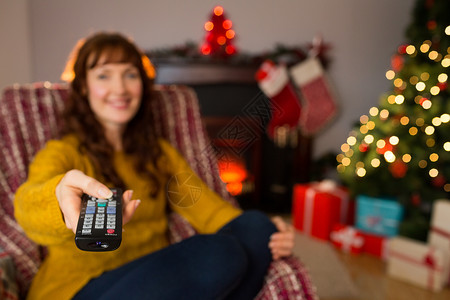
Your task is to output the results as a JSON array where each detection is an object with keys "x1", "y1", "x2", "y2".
[{"x1": 153, "y1": 60, "x2": 312, "y2": 212}]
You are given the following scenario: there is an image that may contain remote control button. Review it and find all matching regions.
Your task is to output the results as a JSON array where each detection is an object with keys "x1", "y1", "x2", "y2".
[
  {"x1": 107, "y1": 229, "x2": 115, "y2": 234},
  {"x1": 97, "y1": 202, "x2": 107, "y2": 207},
  {"x1": 95, "y1": 224, "x2": 104, "y2": 229},
  {"x1": 108, "y1": 201, "x2": 117, "y2": 206},
  {"x1": 97, "y1": 207, "x2": 105, "y2": 213},
  {"x1": 96, "y1": 199, "x2": 108, "y2": 203},
  {"x1": 82, "y1": 229, "x2": 92, "y2": 235},
  {"x1": 86, "y1": 207, "x2": 96, "y2": 214},
  {"x1": 87, "y1": 200, "x2": 96, "y2": 206},
  {"x1": 107, "y1": 207, "x2": 116, "y2": 214}
]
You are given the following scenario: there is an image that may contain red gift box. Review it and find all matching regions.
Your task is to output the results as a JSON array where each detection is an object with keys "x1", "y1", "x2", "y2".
[
  {"x1": 362, "y1": 231, "x2": 388, "y2": 259},
  {"x1": 330, "y1": 224, "x2": 364, "y2": 254},
  {"x1": 292, "y1": 180, "x2": 349, "y2": 240}
]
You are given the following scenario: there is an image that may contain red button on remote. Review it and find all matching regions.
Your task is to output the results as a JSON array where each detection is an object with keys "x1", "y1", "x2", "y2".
[{"x1": 107, "y1": 229, "x2": 115, "y2": 234}]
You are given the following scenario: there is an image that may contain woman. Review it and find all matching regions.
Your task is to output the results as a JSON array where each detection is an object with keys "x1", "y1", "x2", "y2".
[{"x1": 14, "y1": 32, "x2": 295, "y2": 300}]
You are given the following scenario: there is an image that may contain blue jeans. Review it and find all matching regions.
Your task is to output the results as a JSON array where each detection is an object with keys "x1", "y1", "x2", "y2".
[{"x1": 73, "y1": 210, "x2": 276, "y2": 300}]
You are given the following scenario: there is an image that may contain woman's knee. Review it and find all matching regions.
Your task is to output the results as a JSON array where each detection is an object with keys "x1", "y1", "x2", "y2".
[
  {"x1": 186, "y1": 235, "x2": 248, "y2": 295},
  {"x1": 235, "y1": 210, "x2": 277, "y2": 236}
]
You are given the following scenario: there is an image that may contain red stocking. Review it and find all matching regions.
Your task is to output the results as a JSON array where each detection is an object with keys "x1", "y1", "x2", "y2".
[
  {"x1": 256, "y1": 60, "x2": 302, "y2": 139},
  {"x1": 290, "y1": 57, "x2": 337, "y2": 135}
]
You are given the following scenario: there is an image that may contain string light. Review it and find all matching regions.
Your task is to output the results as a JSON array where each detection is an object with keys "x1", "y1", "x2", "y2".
[
  {"x1": 444, "y1": 142, "x2": 450, "y2": 151},
  {"x1": 441, "y1": 114, "x2": 450, "y2": 123},
  {"x1": 429, "y1": 168, "x2": 439, "y2": 177},
  {"x1": 360, "y1": 115, "x2": 369, "y2": 124},
  {"x1": 387, "y1": 95, "x2": 396, "y2": 104},
  {"x1": 386, "y1": 70, "x2": 395, "y2": 80},
  {"x1": 371, "y1": 158, "x2": 381, "y2": 168},
  {"x1": 432, "y1": 117, "x2": 442, "y2": 126},
  {"x1": 442, "y1": 56, "x2": 450, "y2": 67},
  {"x1": 428, "y1": 51, "x2": 439, "y2": 60},
  {"x1": 427, "y1": 138, "x2": 435, "y2": 147},
  {"x1": 402, "y1": 154, "x2": 412, "y2": 163},
  {"x1": 356, "y1": 168, "x2": 367, "y2": 177},
  {"x1": 421, "y1": 99, "x2": 432, "y2": 109},
  {"x1": 389, "y1": 136, "x2": 399, "y2": 145},
  {"x1": 420, "y1": 42, "x2": 431, "y2": 53},
  {"x1": 380, "y1": 109, "x2": 389, "y2": 120},
  {"x1": 395, "y1": 95, "x2": 405, "y2": 104},
  {"x1": 369, "y1": 107, "x2": 379, "y2": 116},
  {"x1": 366, "y1": 121, "x2": 376, "y2": 130},
  {"x1": 410, "y1": 76, "x2": 419, "y2": 85},
  {"x1": 416, "y1": 82, "x2": 426, "y2": 91},
  {"x1": 342, "y1": 157, "x2": 351, "y2": 166},
  {"x1": 446, "y1": 25, "x2": 450, "y2": 35},
  {"x1": 430, "y1": 86, "x2": 440, "y2": 95},
  {"x1": 336, "y1": 154, "x2": 344, "y2": 163},
  {"x1": 409, "y1": 127, "x2": 418, "y2": 135},
  {"x1": 341, "y1": 143, "x2": 350, "y2": 152},
  {"x1": 364, "y1": 134, "x2": 374, "y2": 144},
  {"x1": 384, "y1": 151, "x2": 396, "y2": 163},
  {"x1": 429, "y1": 153, "x2": 439, "y2": 162},
  {"x1": 406, "y1": 45, "x2": 416, "y2": 55},
  {"x1": 425, "y1": 126, "x2": 435, "y2": 135},
  {"x1": 445, "y1": 184, "x2": 450, "y2": 192},
  {"x1": 419, "y1": 160, "x2": 427, "y2": 168},
  {"x1": 438, "y1": 73, "x2": 448, "y2": 82},
  {"x1": 400, "y1": 116, "x2": 410, "y2": 125}
]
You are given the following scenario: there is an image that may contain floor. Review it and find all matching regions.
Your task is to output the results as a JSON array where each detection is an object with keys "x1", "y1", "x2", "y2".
[
  {"x1": 280, "y1": 213, "x2": 450, "y2": 300},
  {"x1": 326, "y1": 250, "x2": 450, "y2": 300}
]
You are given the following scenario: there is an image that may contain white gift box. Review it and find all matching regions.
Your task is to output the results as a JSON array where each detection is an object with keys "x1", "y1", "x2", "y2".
[
  {"x1": 387, "y1": 236, "x2": 448, "y2": 292},
  {"x1": 428, "y1": 199, "x2": 450, "y2": 285}
]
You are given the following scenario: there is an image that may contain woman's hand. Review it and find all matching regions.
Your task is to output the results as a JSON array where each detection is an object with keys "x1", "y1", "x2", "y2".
[
  {"x1": 269, "y1": 216, "x2": 295, "y2": 260},
  {"x1": 55, "y1": 169, "x2": 140, "y2": 234}
]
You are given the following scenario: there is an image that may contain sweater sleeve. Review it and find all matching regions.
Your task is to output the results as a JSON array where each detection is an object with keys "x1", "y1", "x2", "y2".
[
  {"x1": 160, "y1": 140, "x2": 242, "y2": 234},
  {"x1": 14, "y1": 139, "x2": 80, "y2": 246}
]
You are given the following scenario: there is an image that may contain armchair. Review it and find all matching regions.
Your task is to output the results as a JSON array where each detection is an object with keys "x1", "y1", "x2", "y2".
[{"x1": 0, "y1": 82, "x2": 317, "y2": 299}]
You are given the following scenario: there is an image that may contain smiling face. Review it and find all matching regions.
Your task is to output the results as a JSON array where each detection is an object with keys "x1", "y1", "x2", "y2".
[{"x1": 86, "y1": 59, "x2": 143, "y2": 133}]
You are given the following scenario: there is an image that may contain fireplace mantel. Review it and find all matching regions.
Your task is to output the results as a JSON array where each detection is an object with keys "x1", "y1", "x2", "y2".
[{"x1": 154, "y1": 61, "x2": 258, "y2": 85}]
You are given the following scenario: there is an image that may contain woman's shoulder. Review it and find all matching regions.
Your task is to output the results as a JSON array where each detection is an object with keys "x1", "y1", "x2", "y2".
[{"x1": 43, "y1": 134, "x2": 80, "y2": 153}]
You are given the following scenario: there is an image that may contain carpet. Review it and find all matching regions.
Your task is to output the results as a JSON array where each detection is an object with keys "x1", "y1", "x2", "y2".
[{"x1": 293, "y1": 231, "x2": 360, "y2": 299}]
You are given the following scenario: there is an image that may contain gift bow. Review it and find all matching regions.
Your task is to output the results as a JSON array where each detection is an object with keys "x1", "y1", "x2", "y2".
[{"x1": 331, "y1": 226, "x2": 364, "y2": 253}]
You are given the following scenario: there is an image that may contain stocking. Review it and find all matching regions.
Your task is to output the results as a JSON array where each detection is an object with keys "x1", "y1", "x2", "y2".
[
  {"x1": 255, "y1": 60, "x2": 302, "y2": 139},
  {"x1": 290, "y1": 57, "x2": 337, "y2": 135}
]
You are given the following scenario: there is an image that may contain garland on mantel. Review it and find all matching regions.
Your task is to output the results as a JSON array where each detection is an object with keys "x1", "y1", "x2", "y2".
[{"x1": 146, "y1": 36, "x2": 332, "y2": 69}]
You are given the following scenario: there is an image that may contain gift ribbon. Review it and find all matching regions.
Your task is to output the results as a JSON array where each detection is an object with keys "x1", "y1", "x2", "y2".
[
  {"x1": 303, "y1": 180, "x2": 349, "y2": 235},
  {"x1": 431, "y1": 226, "x2": 450, "y2": 285},
  {"x1": 389, "y1": 248, "x2": 443, "y2": 290},
  {"x1": 330, "y1": 227, "x2": 364, "y2": 253},
  {"x1": 431, "y1": 226, "x2": 450, "y2": 240}
]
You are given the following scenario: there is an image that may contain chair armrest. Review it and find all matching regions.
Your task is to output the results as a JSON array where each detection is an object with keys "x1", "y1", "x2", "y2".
[
  {"x1": 0, "y1": 250, "x2": 19, "y2": 300},
  {"x1": 255, "y1": 256, "x2": 318, "y2": 300}
]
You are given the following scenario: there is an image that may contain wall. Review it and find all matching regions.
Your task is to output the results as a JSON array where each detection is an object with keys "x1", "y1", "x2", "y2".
[
  {"x1": 0, "y1": 0, "x2": 32, "y2": 92},
  {"x1": 25, "y1": 0, "x2": 416, "y2": 158}
]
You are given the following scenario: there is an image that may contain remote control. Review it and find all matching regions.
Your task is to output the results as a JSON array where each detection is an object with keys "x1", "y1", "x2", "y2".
[{"x1": 75, "y1": 188, "x2": 122, "y2": 251}]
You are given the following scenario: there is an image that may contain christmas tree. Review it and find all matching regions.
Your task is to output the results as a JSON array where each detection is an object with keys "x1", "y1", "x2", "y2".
[
  {"x1": 337, "y1": 0, "x2": 450, "y2": 241},
  {"x1": 200, "y1": 6, "x2": 237, "y2": 57}
]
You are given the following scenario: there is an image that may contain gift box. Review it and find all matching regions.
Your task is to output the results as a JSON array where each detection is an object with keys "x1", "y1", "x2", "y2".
[
  {"x1": 361, "y1": 231, "x2": 388, "y2": 259},
  {"x1": 330, "y1": 224, "x2": 364, "y2": 254},
  {"x1": 355, "y1": 195, "x2": 403, "y2": 237},
  {"x1": 428, "y1": 199, "x2": 450, "y2": 285},
  {"x1": 387, "y1": 237, "x2": 448, "y2": 292},
  {"x1": 292, "y1": 180, "x2": 349, "y2": 241}
]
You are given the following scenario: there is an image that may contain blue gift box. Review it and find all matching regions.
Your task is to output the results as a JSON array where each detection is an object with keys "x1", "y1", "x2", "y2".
[{"x1": 355, "y1": 195, "x2": 404, "y2": 237}]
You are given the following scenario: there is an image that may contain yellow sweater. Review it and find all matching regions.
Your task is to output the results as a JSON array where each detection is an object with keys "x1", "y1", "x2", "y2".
[{"x1": 14, "y1": 135, "x2": 242, "y2": 300}]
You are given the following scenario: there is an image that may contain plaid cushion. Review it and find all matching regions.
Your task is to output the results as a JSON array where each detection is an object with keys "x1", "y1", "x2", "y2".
[{"x1": 0, "y1": 82, "x2": 317, "y2": 299}]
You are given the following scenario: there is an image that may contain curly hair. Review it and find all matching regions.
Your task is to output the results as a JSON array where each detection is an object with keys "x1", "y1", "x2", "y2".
[{"x1": 61, "y1": 32, "x2": 163, "y2": 197}]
